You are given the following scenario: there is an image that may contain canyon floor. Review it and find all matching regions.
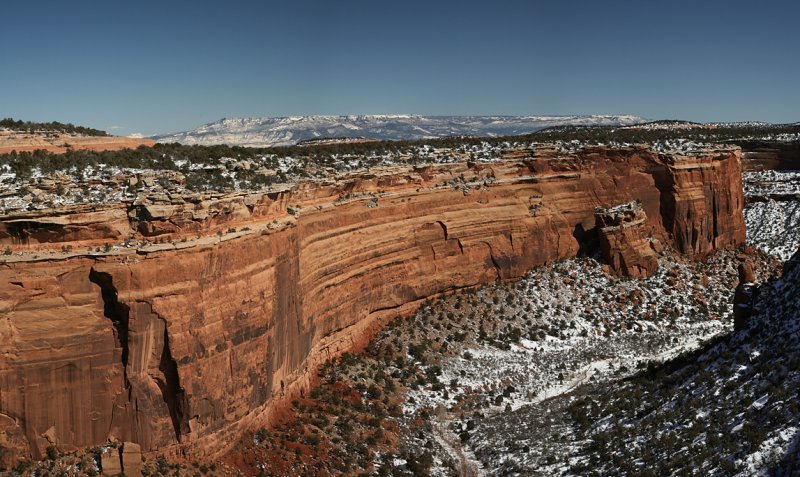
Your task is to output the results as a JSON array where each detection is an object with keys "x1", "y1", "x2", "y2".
[{"x1": 219, "y1": 249, "x2": 778, "y2": 476}]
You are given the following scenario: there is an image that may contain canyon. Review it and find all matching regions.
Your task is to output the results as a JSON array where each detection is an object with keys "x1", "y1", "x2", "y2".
[{"x1": 0, "y1": 145, "x2": 746, "y2": 467}]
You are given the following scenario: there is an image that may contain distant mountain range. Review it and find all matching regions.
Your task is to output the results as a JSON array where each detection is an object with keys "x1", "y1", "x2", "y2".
[{"x1": 153, "y1": 115, "x2": 647, "y2": 147}]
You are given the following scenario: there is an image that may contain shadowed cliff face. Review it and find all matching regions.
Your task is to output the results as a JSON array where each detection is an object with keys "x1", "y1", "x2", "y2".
[
  {"x1": 156, "y1": 325, "x2": 189, "y2": 441},
  {"x1": 740, "y1": 141, "x2": 800, "y2": 171},
  {"x1": 88, "y1": 269, "x2": 191, "y2": 449},
  {"x1": 88, "y1": 269, "x2": 131, "y2": 384},
  {"x1": 0, "y1": 147, "x2": 746, "y2": 465}
]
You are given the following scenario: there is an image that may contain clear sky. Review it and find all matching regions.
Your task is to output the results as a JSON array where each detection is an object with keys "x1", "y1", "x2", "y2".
[{"x1": 1, "y1": 0, "x2": 798, "y2": 136}]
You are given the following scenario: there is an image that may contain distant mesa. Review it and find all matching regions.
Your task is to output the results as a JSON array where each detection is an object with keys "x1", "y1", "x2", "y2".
[
  {"x1": 153, "y1": 114, "x2": 647, "y2": 147},
  {"x1": 0, "y1": 117, "x2": 154, "y2": 154}
]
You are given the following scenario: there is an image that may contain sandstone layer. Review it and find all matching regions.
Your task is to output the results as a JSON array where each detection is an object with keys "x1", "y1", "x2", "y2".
[{"x1": 0, "y1": 146, "x2": 746, "y2": 466}]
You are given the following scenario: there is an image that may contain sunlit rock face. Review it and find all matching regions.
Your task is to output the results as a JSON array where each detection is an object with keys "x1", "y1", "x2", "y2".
[
  {"x1": 0, "y1": 145, "x2": 745, "y2": 465},
  {"x1": 595, "y1": 200, "x2": 660, "y2": 278}
]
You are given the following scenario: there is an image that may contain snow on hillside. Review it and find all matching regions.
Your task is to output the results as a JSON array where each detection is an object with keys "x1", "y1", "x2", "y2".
[
  {"x1": 154, "y1": 115, "x2": 646, "y2": 147},
  {"x1": 745, "y1": 200, "x2": 800, "y2": 261},
  {"x1": 401, "y1": 251, "x2": 743, "y2": 420},
  {"x1": 744, "y1": 170, "x2": 800, "y2": 261},
  {"x1": 463, "y1": 246, "x2": 798, "y2": 476}
]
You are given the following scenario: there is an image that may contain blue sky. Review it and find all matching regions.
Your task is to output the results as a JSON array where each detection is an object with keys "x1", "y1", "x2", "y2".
[{"x1": 1, "y1": 0, "x2": 798, "y2": 135}]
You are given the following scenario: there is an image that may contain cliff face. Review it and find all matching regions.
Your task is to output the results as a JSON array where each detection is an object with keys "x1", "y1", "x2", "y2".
[
  {"x1": 740, "y1": 141, "x2": 800, "y2": 171},
  {"x1": 0, "y1": 146, "x2": 745, "y2": 465}
]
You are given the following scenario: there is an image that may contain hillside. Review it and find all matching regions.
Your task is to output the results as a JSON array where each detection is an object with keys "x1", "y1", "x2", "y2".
[
  {"x1": 153, "y1": 115, "x2": 646, "y2": 147},
  {"x1": 465, "y1": 250, "x2": 799, "y2": 476}
]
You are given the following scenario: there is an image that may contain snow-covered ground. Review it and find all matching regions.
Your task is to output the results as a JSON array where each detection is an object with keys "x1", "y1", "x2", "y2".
[
  {"x1": 402, "y1": 252, "x2": 741, "y2": 419},
  {"x1": 744, "y1": 170, "x2": 800, "y2": 198},
  {"x1": 744, "y1": 170, "x2": 800, "y2": 261},
  {"x1": 745, "y1": 200, "x2": 800, "y2": 261},
  {"x1": 344, "y1": 246, "x2": 782, "y2": 476}
]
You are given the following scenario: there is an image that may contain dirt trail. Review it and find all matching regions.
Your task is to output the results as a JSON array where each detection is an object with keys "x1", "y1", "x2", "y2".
[{"x1": 433, "y1": 419, "x2": 486, "y2": 477}]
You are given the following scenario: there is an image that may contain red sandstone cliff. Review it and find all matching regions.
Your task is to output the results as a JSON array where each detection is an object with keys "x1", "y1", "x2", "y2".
[{"x1": 0, "y1": 146, "x2": 745, "y2": 465}]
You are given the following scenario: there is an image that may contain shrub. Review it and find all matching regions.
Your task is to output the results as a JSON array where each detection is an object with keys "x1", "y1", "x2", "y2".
[{"x1": 45, "y1": 445, "x2": 59, "y2": 460}]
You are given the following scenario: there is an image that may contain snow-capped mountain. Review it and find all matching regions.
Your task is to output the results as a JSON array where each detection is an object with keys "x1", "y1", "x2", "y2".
[{"x1": 154, "y1": 114, "x2": 646, "y2": 147}]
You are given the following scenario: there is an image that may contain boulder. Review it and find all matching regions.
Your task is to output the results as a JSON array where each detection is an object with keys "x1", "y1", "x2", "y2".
[
  {"x1": 121, "y1": 442, "x2": 143, "y2": 477},
  {"x1": 100, "y1": 448, "x2": 122, "y2": 476}
]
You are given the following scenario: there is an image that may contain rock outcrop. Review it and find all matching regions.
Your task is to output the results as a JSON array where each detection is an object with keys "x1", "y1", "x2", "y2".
[
  {"x1": 0, "y1": 146, "x2": 746, "y2": 466},
  {"x1": 595, "y1": 200, "x2": 660, "y2": 278},
  {"x1": 733, "y1": 260, "x2": 757, "y2": 330}
]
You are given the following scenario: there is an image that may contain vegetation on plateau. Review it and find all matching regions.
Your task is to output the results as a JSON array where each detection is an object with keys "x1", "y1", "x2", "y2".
[{"x1": 0, "y1": 117, "x2": 109, "y2": 137}]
